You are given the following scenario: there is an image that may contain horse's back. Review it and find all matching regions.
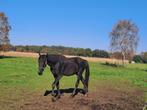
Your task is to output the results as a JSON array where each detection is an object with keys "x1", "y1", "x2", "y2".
[
  {"x1": 68, "y1": 57, "x2": 88, "y2": 68},
  {"x1": 47, "y1": 54, "x2": 89, "y2": 69},
  {"x1": 47, "y1": 54, "x2": 66, "y2": 65}
]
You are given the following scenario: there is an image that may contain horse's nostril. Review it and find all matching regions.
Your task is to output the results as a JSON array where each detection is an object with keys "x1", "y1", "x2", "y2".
[{"x1": 38, "y1": 71, "x2": 42, "y2": 75}]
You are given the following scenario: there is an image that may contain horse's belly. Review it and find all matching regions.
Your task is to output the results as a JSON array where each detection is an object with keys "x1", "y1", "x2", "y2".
[
  {"x1": 62, "y1": 69, "x2": 77, "y2": 76},
  {"x1": 63, "y1": 72, "x2": 75, "y2": 76}
]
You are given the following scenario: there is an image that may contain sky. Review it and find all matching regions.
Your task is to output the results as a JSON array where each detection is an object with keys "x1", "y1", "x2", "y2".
[{"x1": 0, "y1": 0, "x2": 147, "y2": 52}]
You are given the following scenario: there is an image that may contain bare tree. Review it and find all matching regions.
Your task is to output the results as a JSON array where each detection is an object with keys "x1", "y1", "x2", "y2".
[
  {"x1": 0, "y1": 12, "x2": 11, "y2": 51},
  {"x1": 109, "y1": 20, "x2": 139, "y2": 65}
]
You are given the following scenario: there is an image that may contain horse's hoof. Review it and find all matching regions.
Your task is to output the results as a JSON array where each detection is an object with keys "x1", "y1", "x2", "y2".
[
  {"x1": 51, "y1": 95, "x2": 60, "y2": 102},
  {"x1": 83, "y1": 89, "x2": 88, "y2": 94},
  {"x1": 56, "y1": 95, "x2": 61, "y2": 99},
  {"x1": 70, "y1": 94, "x2": 75, "y2": 98},
  {"x1": 51, "y1": 97, "x2": 56, "y2": 102},
  {"x1": 84, "y1": 93, "x2": 88, "y2": 97},
  {"x1": 61, "y1": 93, "x2": 64, "y2": 96},
  {"x1": 51, "y1": 93, "x2": 56, "y2": 96}
]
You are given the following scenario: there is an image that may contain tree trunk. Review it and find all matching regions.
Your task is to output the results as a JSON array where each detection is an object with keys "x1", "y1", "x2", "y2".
[{"x1": 122, "y1": 52, "x2": 125, "y2": 66}]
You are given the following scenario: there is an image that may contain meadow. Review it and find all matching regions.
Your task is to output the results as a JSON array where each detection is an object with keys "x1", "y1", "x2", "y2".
[{"x1": 0, "y1": 56, "x2": 147, "y2": 110}]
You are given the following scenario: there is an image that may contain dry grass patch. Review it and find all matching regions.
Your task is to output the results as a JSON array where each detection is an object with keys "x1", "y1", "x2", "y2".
[{"x1": 0, "y1": 51, "x2": 128, "y2": 63}]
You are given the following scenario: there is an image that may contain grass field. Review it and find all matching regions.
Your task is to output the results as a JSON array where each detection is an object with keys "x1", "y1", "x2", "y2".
[{"x1": 0, "y1": 57, "x2": 147, "y2": 110}]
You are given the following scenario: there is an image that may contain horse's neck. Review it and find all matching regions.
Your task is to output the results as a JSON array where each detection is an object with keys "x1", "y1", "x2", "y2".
[
  {"x1": 46, "y1": 58, "x2": 55, "y2": 67},
  {"x1": 46, "y1": 55, "x2": 60, "y2": 67},
  {"x1": 46, "y1": 54, "x2": 67, "y2": 67}
]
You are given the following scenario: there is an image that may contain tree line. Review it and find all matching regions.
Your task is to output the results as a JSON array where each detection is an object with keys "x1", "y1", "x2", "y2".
[{"x1": 10, "y1": 45, "x2": 110, "y2": 58}]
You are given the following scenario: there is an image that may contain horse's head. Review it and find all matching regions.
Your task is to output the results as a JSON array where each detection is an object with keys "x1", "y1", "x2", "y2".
[{"x1": 38, "y1": 53, "x2": 48, "y2": 75}]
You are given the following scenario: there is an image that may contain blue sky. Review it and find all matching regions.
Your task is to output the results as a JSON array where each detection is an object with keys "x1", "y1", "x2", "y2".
[{"x1": 0, "y1": 0, "x2": 147, "y2": 52}]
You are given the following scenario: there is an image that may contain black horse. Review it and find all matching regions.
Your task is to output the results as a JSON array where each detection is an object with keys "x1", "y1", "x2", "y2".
[{"x1": 38, "y1": 53, "x2": 90, "y2": 98}]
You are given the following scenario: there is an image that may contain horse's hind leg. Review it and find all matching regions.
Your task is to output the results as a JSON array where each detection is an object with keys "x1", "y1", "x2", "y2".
[
  {"x1": 80, "y1": 76, "x2": 88, "y2": 94},
  {"x1": 71, "y1": 67, "x2": 84, "y2": 96},
  {"x1": 71, "y1": 76, "x2": 80, "y2": 97},
  {"x1": 72, "y1": 68, "x2": 87, "y2": 96}
]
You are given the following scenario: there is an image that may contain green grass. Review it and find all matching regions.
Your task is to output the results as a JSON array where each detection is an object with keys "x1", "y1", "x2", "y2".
[{"x1": 0, "y1": 57, "x2": 147, "y2": 101}]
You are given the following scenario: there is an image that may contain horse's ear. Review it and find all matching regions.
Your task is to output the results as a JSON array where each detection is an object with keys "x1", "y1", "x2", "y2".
[{"x1": 38, "y1": 52, "x2": 41, "y2": 56}]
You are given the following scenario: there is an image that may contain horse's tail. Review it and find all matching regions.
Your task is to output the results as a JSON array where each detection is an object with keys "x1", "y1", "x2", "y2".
[{"x1": 85, "y1": 61, "x2": 90, "y2": 90}]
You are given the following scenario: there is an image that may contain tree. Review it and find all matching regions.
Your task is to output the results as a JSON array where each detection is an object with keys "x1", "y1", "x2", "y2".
[
  {"x1": 84, "y1": 48, "x2": 92, "y2": 57},
  {"x1": 109, "y1": 20, "x2": 139, "y2": 65},
  {"x1": 0, "y1": 12, "x2": 11, "y2": 51},
  {"x1": 92, "y1": 49, "x2": 109, "y2": 58}
]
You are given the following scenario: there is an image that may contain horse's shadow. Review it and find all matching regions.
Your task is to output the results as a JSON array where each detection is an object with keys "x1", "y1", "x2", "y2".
[{"x1": 44, "y1": 88, "x2": 85, "y2": 96}]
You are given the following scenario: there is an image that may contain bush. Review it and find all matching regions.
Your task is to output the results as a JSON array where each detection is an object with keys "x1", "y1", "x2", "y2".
[
  {"x1": 104, "y1": 62, "x2": 124, "y2": 67},
  {"x1": 133, "y1": 55, "x2": 143, "y2": 63},
  {"x1": 92, "y1": 49, "x2": 110, "y2": 58},
  {"x1": 141, "y1": 52, "x2": 147, "y2": 63}
]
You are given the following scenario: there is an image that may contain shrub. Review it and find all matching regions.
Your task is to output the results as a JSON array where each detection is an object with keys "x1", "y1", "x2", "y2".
[
  {"x1": 133, "y1": 55, "x2": 143, "y2": 63},
  {"x1": 141, "y1": 52, "x2": 147, "y2": 63},
  {"x1": 104, "y1": 62, "x2": 124, "y2": 67},
  {"x1": 92, "y1": 49, "x2": 110, "y2": 58}
]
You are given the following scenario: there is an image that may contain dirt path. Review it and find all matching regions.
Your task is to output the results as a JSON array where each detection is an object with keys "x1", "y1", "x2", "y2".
[
  {"x1": 21, "y1": 88, "x2": 144, "y2": 110},
  {"x1": 1, "y1": 86, "x2": 144, "y2": 110}
]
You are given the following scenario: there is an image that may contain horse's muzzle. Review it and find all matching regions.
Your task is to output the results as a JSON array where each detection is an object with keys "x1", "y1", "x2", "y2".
[
  {"x1": 38, "y1": 68, "x2": 44, "y2": 75},
  {"x1": 38, "y1": 71, "x2": 43, "y2": 75}
]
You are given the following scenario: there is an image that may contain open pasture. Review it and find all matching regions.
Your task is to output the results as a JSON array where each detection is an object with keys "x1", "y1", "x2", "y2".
[{"x1": 0, "y1": 56, "x2": 146, "y2": 110}]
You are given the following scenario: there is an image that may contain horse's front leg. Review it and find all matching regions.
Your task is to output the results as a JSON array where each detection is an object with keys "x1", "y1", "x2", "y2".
[
  {"x1": 56, "y1": 81, "x2": 61, "y2": 98},
  {"x1": 52, "y1": 74, "x2": 61, "y2": 97},
  {"x1": 51, "y1": 75, "x2": 62, "y2": 97}
]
